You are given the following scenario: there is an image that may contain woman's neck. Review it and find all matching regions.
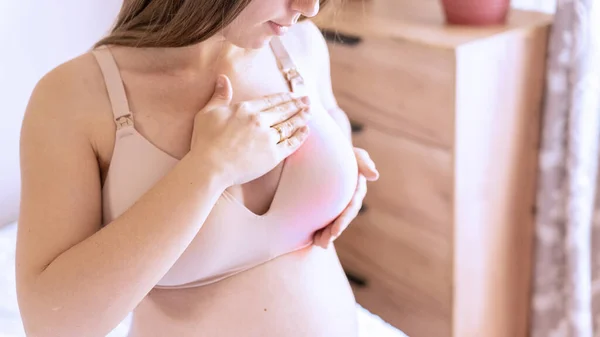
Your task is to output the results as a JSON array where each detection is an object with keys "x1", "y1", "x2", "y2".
[{"x1": 110, "y1": 35, "x2": 259, "y2": 76}]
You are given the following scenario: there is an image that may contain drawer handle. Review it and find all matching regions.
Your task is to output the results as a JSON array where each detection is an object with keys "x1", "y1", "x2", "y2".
[
  {"x1": 358, "y1": 203, "x2": 368, "y2": 215},
  {"x1": 345, "y1": 270, "x2": 368, "y2": 288},
  {"x1": 350, "y1": 120, "x2": 365, "y2": 134},
  {"x1": 321, "y1": 29, "x2": 363, "y2": 46}
]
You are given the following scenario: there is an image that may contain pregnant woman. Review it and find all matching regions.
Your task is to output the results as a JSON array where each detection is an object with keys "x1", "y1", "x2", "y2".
[{"x1": 16, "y1": 0, "x2": 379, "y2": 336}]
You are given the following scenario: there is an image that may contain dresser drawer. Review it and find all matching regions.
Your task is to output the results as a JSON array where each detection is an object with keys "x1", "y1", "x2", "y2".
[
  {"x1": 325, "y1": 33, "x2": 456, "y2": 148},
  {"x1": 336, "y1": 205, "x2": 452, "y2": 337},
  {"x1": 352, "y1": 123, "x2": 453, "y2": 236}
]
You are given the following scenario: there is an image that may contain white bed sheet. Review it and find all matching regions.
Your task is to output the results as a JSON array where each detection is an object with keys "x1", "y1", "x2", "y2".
[{"x1": 0, "y1": 222, "x2": 406, "y2": 337}]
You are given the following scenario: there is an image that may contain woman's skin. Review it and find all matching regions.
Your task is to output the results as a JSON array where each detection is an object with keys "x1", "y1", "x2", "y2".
[{"x1": 16, "y1": 0, "x2": 379, "y2": 336}]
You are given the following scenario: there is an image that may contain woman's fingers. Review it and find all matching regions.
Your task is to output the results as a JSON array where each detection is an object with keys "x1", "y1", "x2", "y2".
[
  {"x1": 354, "y1": 148, "x2": 379, "y2": 181},
  {"x1": 270, "y1": 107, "x2": 312, "y2": 143},
  {"x1": 262, "y1": 97, "x2": 310, "y2": 126},
  {"x1": 240, "y1": 93, "x2": 310, "y2": 127},
  {"x1": 276, "y1": 125, "x2": 311, "y2": 158},
  {"x1": 244, "y1": 92, "x2": 295, "y2": 111}
]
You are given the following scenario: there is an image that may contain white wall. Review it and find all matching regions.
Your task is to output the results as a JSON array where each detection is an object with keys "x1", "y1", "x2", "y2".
[{"x1": 0, "y1": 1, "x2": 122, "y2": 226}]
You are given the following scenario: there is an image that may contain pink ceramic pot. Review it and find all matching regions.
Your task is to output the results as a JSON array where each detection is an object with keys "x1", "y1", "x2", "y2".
[{"x1": 441, "y1": 0, "x2": 511, "y2": 25}]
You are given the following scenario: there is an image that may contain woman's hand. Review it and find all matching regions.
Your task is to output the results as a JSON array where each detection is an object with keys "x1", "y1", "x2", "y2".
[
  {"x1": 191, "y1": 74, "x2": 312, "y2": 186},
  {"x1": 313, "y1": 147, "x2": 379, "y2": 249}
]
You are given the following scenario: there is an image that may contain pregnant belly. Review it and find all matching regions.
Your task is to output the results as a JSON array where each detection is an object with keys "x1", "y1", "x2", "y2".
[{"x1": 128, "y1": 245, "x2": 359, "y2": 337}]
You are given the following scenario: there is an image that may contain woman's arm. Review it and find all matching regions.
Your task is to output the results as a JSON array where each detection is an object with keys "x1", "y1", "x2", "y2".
[{"x1": 16, "y1": 65, "x2": 228, "y2": 337}]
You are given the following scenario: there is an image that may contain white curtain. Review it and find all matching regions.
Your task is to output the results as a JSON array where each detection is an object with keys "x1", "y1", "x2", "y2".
[{"x1": 530, "y1": 0, "x2": 600, "y2": 336}]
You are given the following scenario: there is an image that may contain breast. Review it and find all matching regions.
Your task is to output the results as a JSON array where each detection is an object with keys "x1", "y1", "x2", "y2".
[
  {"x1": 262, "y1": 104, "x2": 359, "y2": 255},
  {"x1": 102, "y1": 104, "x2": 358, "y2": 288}
]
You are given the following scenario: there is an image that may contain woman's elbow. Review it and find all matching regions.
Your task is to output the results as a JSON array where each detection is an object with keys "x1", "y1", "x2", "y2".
[{"x1": 17, "y1": 281, "x2": 76, "y2": 337}]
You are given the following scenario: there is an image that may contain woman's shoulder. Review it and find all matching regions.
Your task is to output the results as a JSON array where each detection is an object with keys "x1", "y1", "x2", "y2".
[
  {"x1": 30, "y1": 51, "x2": 108, "y2": 114},
  {"x1": 288, "y1": 20, "x2": 326, "y2": 43},
  {"x1": 24, "y1": 51, "x2": 113, "y2": 145},
  {"x1": 281, "y1": 20, "x2": 330, "y2": 83},
  {"x1": 284, "y1": 20, "x2": 330, "y2": 64}
]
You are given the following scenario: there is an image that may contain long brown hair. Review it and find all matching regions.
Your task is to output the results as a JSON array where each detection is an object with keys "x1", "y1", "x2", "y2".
[{"x1": 95, "y1": 0, "x2": 330, "y2": 49}]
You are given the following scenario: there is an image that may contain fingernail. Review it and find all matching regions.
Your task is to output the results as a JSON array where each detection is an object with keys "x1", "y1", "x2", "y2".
[
  {"x1": 216, "y1": 76, "x2": 224, "y2": 89},
  {"x1": 301, "y1": 96, "x2": 310, "y2": 105}
]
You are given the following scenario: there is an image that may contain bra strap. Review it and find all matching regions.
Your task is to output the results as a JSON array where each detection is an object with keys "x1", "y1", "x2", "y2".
[
  {"x1": 92, "y1": 46, "x2": 134, "y2": 130},
  {"x1": 269, "y1": 37, "x2": 305, "y2": 92}
]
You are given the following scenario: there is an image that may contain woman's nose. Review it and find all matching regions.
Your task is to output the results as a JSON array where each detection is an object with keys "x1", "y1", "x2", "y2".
[{"x1": 291, "y1": 0, "x2": 320, "y2": 18}]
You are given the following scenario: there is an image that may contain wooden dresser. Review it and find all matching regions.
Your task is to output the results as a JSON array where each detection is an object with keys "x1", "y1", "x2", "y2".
[{"x1": 313, "y1": 1, "x2": 552, "y2": 337}]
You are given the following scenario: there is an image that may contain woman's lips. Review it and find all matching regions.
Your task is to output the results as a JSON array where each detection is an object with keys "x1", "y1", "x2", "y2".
[{"x1": 268, "y1": 21, "x2": 290, "y2": 36}]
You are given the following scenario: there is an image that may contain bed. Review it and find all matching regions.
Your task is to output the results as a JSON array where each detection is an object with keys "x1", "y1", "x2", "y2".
[{"x1": 0, "y1": 221, "x2": 406, "y2": 337}]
